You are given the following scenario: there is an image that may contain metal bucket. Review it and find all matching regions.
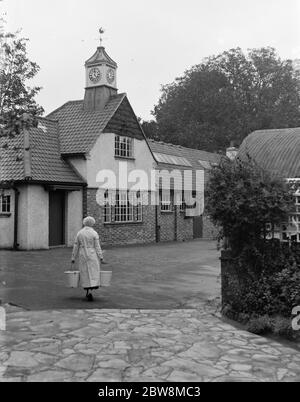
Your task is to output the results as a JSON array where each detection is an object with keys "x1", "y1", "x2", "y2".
[
  {"x1": 64, "y1": 271, "x2": 80, "y2": 288},
  {"x1": 100, "y1": 271, "x2": 112, "y2": 287}
]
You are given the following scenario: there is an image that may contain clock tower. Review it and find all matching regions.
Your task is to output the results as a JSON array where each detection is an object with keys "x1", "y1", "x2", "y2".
[{"x1": 84, "y1": 43, "x2": 118, "y2": 111}]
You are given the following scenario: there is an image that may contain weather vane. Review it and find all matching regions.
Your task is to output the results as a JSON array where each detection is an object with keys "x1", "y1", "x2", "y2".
[{"x1": 99, "y1": 27, "x2": 105, "y2": 46}]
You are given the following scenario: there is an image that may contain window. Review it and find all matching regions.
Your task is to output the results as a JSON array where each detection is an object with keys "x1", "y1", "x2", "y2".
[
  {"x1": 115, "y1": 191, "x2": 134, "y2": 222},
  {"x1": 174, "y1": 191, "x2": 185, "y2": 212},
  {"x1": 198, "y1": 160, "x2": 212, "y2": 170},
  {"x1": 103, "y1": 190, "x2": 142, "y2": 223},
  {"x1": 160, "y1": 191, "x2": 173, "y2": 212},
  {"x1": 153, "y1": 152, "x2": 192, "y2": 167},
  {"x1": 115, "y1": 135, "x2": 133, "y2": 158},
  {"x1": 280, "y1": 215, "x2": 300, "y2": 243},
  {"x1": 280, "y1": 185, "x2": 300, "y2": 243},
  {"x1": 135, "y1": 191, "x2": 142, "y2": 222},
  {"x1": 103, "y1": 190, "x2": 111, "y2": 223},
  {"x1": 0, "y1": 195, "x2": 11, "y2": 213}
]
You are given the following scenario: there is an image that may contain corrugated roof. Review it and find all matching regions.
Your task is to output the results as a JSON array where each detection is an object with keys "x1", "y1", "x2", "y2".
[
  {"x1": 0, "y1": 118, "x2": 84, "y2": 184},
  {"x1": 47, "y1": 93, "x2": 126, "y2": 154},
  {"x1": 238, "y1": 128, "x2": 300, "y2": 178}
]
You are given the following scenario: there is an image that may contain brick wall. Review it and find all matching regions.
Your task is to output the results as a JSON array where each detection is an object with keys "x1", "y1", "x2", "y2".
[
  {"x1": 158, "y1": 207, "x2": 193, "y2": 242},
  {"x1": 176, "y1": 210, "x2": 193, "y2": 242},
  {"x1": 85, "y1": 188, "x2": 195, "y2": 246},
  {"x1": 86, "y1": 188, "x2": 156, "y2": 246}
]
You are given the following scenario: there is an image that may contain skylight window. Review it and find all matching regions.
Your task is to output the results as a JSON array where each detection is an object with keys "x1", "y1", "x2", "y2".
[
  {"x1": 198, "y1": 160, "x2": 212, "y2": 169},
  {"x1": 154, "y1": 152, "x2": 192, "y2": 167}
]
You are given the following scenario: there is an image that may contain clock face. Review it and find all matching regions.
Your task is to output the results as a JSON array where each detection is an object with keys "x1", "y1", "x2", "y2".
[
  {"x1": 89, "y1": 67, "x2": 101, "y2": 83},
  {"x1": 106, "y1": 68, "x2": 115, "y2": 84}
]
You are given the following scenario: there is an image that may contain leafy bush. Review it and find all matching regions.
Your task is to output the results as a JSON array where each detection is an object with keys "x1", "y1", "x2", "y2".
[
  {"x1": 223, "y1": 243, "x2": 300, "y2": 319},
  {"x1": 207, "y1": 156, "x2": 300, "y2": 339},
  {"x1": 246, "y1": 315, "x2": 272, "y2": 335},
  {"x1": 272, "y1": 316, "x2": 295, "y2": 340},
  {"x1": 246, "y1": 315, "x2": 297, "y2": 340}
]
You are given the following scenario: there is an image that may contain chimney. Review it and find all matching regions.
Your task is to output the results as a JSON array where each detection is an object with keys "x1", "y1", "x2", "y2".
[{"x1": 226, "y1": 141, "x2": 238, "y2": 160}]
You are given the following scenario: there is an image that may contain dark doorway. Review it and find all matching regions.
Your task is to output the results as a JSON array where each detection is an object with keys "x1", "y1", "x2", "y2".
[
  {"x1": 49, "y1": 191, "x2": 65, "y2": 246},
  {"x1": 193, "y1": 215, "x2": 203, "y2": 239}
]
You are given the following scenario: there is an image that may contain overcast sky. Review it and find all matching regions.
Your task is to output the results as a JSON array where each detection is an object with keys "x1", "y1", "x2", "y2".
[{"x1": 2, "y1": 0, "x2": 300, "y2": 120}]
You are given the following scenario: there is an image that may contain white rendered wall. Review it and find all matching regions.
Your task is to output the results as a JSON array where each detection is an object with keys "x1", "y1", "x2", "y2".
[
  {"x1": 87, "y1": 133, "x2": 156, "y2": 190},
  {"x1": 0, "y1": 189, "x2": 15, "y2": 248},
  {"x1": 18, "y1": 185, "x2": 49, "y2": 250},
  {"x1": 66, "y1": 189, "x2": 83, "y2": 247}
]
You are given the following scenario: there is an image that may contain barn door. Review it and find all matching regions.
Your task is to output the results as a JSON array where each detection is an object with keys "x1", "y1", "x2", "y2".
[{"x1": 49, "y1": 191, "x2": 65, "y2": 246}]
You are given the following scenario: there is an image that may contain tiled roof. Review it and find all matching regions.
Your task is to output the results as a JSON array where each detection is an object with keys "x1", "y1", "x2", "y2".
[
  {"x1": 0, "y1": 134, "x2": 24, "y2": 182},
  {"x1": 47, "y1": 93, "x2": 126, "y2": 154},
  {"x1": 0, "y1": 118, "x2": 84, "y2": 184},
  {"x1": 238, "y1": 128, "x2": 300, "y2": 178},
  {"x1": 148, "y1": 139, "x2": 221, "y2": 170},
  {"x1": 29, "y1": 118, "x2": 84, "y2": 183}
]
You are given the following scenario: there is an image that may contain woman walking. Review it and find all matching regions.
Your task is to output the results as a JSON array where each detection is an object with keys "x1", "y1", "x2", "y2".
[{"x1": 71, "y1": 216, "x2": 103, "y2": 301}]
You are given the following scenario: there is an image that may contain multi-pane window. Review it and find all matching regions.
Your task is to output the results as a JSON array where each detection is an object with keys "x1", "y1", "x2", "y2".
[
  {"x1": 0, "y1": 195, "x2": 11, "y2": 213},
  {"x1": 174, "y1": 191, "x2": 185, "y2": 212},
  {"x1": 280, "y1": 182, "x2": 300, "y2": 243},
  {"x1": 115, "y1": 135, "x2": 133, "y2": 158},
  {"x1": 135, "y1": 191, "x2": 142, "y2": 222},
  {"x1": 115, "y1": 191, "x2": 133, "y2": 222},
  {"x1": 281, "y1": 217, "x2": 300, "y2": 243},
  {"x1": 160, "y1": 191, "x2": 173, "y2": 212},
  {"x1": 103, "y1": 190, "x2": 142, "y2": 223},
  {"x1": 103, "y1": 191, "x2": 111, "y2": 223}
]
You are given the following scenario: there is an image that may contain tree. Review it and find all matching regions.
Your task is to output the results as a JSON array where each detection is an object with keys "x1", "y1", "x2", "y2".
[
  {"x1": 140, "y1": 119, "x2": 160, "y2": 140},
  {"x1": 0, "y1": 22, "x2": 43, "y2": 139},
  {"x1": 151, "y1": 47, "x2": 300, "y2": 151}
]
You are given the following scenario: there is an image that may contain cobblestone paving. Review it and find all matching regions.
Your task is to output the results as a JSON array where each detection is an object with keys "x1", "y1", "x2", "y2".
[{"x1": 1, "y1": 305, "x2": 300, "y2": 382}]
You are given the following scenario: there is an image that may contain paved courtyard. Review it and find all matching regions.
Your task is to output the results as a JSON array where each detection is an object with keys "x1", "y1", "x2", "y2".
[
  {"x1": 1, "y1": 239, "x2": 300, "y2": 382},
  {"x1": 1, "y1": 304, "x2": 300, "y2": 382},
  {"x1": 0, "y1": 240, "x2": 220, "y2": 310}
]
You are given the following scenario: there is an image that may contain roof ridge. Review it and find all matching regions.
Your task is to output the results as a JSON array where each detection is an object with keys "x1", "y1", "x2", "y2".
[
  {"x1": 38, "y1": 116, "x2": 58, "y2": 123},
  {"x1": 47, "y1": 100, "x2": 83, "y2": 118},
  {"x1": 252, "y1": 127, "x2": 300, "y2": 134},
  {"x1": 150, "y1": 139, "x2": 219, "y2": 157}
]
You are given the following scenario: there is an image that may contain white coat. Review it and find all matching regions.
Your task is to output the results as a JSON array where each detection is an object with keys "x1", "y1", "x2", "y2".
[{"x1": 71, "y1": 226, "x2": 103, "y2": 288}]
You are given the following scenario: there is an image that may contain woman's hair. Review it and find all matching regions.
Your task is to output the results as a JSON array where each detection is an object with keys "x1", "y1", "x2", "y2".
[{"x1": 83, "y1": 216, "x2": 96, "y2": 227}]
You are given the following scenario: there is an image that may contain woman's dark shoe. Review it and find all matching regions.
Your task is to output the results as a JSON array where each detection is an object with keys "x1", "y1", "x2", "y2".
[{"x1": 87, "y1": 293, "x2": 94, "y2": 302}]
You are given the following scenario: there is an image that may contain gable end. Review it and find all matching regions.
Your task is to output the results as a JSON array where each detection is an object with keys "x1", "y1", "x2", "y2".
[{"x1": 103, "y1": 97, "x2": 144, "y2": 140}]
